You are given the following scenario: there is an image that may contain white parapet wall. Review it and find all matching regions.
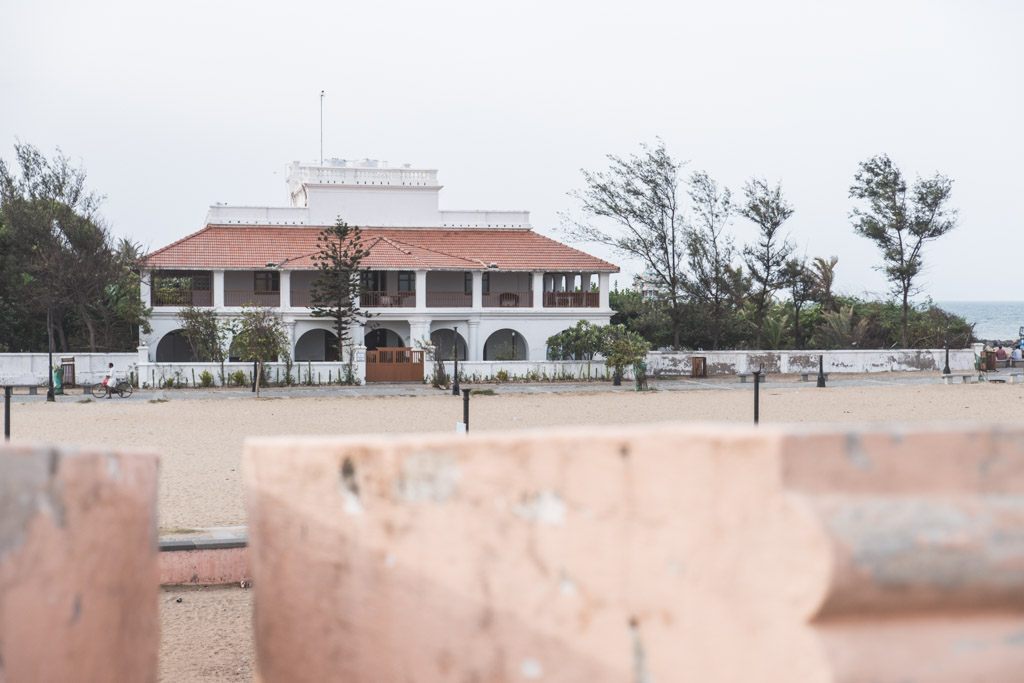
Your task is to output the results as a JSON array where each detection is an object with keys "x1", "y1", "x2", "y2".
[{"x1": 439, "y1": 360, "x2": 612, "y2": 382}]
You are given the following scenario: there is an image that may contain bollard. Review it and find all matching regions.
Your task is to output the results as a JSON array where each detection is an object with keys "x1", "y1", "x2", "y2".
[
  {"x1": 462, "y1": 388, "x2": 471, "y2": 433},
  {"x1": 816, "y1": 354, "x2": 827, "y2": 388},
  {"x1": 752, "y1": 366, "x2": 762, "y2": 425},
  {"x1": 4, "y1": 386, "x2": 10, "y2": 441}
]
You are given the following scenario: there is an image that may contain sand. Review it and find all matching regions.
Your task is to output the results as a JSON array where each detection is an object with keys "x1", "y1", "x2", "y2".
[
  {"x1": 8, "y1": 379, "x2": 1024, "y2": 531},
  {"x1": 159, "y1": 586, "x2": 253, "y2": 682}
]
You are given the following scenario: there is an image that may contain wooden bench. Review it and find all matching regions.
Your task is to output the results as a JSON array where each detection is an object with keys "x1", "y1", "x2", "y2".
[
  {"x1": 941, "y1": 373, "x2": 977, "y2": 385},
  {"x1": 799, "y1": 372, "x2": 829, "y2": 382}
]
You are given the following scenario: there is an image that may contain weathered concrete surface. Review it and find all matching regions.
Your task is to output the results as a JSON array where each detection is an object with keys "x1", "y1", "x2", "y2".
[
  {"x1": 159, "y1": 546, "x2": 250, "y2": 586},
  {"x1": 0, "y1": 444, "x2": 159, "y2": 682},
  {"x1": 648, "y1": 348, "x2": 974, "y2": 376},
  {"x1": 244, "y1": 425, "x2": 1024, "y2": 682}
]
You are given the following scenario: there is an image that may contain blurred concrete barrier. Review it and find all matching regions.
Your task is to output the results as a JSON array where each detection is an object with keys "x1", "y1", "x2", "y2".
[
  {"x1": 0, "y1": 444, "x2": 159, "y2": 682},
  {"x1": 245, "y1": 425, "x2": 1024, "y2": 682}
]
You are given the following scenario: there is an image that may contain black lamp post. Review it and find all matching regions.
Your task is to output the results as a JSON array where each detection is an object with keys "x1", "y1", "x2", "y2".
[
  {"x1": 943, "y1": 340, "x2": 951, "y2": 375},
  {"x1": 451, "y1": 326, "x2": 460, "y2": 396},
  {"x1": 46, "y1": 307, "x2": 55, "y2": 402}
]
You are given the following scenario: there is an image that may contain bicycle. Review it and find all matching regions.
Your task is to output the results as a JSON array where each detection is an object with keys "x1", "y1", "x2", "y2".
[{"x1": 90, "y1": 380, "x2": 134, "y2": 399}]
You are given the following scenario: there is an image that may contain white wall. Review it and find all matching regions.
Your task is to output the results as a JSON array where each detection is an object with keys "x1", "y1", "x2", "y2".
[
  {"x1": 646, "y1": 349, "x2": 976, "y2": 376},
  {"x1": 138, "y1": 358, "x2": 366, "y2": 388},
  {"x1": 0, "y1": 353, "x2": 138, "y2": 385}
]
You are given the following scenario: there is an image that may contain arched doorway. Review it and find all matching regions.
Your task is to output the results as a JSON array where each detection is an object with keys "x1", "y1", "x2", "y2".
[
  {"x1": 430, "y1": 329, "x2": 467, "y2": 361},
  {"x1": 483, "y1": 329, "x2": 528, "y2": 361},
  {"x1": 365, "y1": 328, "x2": 404, "y2": 350},
  {"x1": 295, "y1": 329, "x2": 340, "y2": 362},
  {"x1": 155, "y1": 330, "x2": 197, "y2": 362}
]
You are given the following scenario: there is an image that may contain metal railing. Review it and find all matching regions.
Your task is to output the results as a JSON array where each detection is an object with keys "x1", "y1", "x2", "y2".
[
  {"x1": 426, "y1": 292, "x2": 472, "y2": 308},
  {"x1": 543, "y1": 291, "x2": 599, "y2": 308},
  {"x1": 291, "y1": 289, "x2": 313, "y2": 308},
  {"x1": 152, "y1": 289, "x2": 213, "y2": 307},
  {"x1": 362, "y1": 291, "x2": 415, "y2": 308},
  {"x1": 224, "y1": 290, "x2": 281, "y2": 307},
  {"x1": 482, "y1": 291, "x2": 532, "y2": 308}
]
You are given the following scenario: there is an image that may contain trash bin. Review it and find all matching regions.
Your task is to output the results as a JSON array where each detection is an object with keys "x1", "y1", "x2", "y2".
[
  {"x1": 52, "y1": 366, "x2": 63, "y2": 395},
  {"x1": 60, "y1": 356, "x2": 76, "y2": 387},
  {"x1": 691, "y1": 356, "x2": 707, "y2": 378},
  {"x1": 983, "y1": 351, "x2": 997, "y2": 371}
]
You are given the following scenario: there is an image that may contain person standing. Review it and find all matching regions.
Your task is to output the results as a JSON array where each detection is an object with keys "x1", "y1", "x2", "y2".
[{"x1": 103, "y1": 363, "x2": 116, "y2": 399}]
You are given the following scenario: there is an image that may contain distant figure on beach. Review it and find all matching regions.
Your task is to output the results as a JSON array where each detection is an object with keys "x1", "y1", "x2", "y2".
[
  {"x1": 996, "y1": 345, "x2": 1008, "y2": 361},
  {"x1": 1013, "y1": 347, "x2": 1023, "y2": 362}
]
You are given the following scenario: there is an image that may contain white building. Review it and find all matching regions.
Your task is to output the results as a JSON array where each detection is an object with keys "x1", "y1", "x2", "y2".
[{"x1": 141, "y1": 159, "x2": 618, "y2": 381}]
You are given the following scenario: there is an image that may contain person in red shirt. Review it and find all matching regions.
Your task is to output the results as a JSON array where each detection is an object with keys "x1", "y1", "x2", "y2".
[{"x1": 996, "y1": 345, "x2": 1008, "y2": 361}]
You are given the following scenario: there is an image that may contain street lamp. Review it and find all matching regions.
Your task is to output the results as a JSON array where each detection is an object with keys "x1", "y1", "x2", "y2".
[
  {"x1": 451, "y1": 326, "x2": 460, "y2": 396},
  {"x1": 46, "y1": 307, "x2": 55, "y2": 402}
]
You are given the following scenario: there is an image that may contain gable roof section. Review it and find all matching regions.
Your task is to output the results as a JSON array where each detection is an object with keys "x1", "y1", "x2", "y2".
[{"x1": 143, "y1": 226, "x2": 619, "y2": 272}]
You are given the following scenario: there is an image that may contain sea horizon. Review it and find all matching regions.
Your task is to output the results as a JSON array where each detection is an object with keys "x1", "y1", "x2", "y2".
[{"x1": 936, "y1": 300, "x2": 1024, "y2": 342}]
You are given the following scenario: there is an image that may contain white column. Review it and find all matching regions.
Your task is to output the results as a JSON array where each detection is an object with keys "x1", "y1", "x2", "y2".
[
  {"x1": 213, "y1": 270, "x2": 225, "y2": 308},
  {"x1": 279, "y1": 270, "x2": 292, "y2": 310},
  {"x1": 467, "y1": 320, "x2": 481, "y2": 361},
  {"x1": 599, "y1": 273, "x2": 611, "y2": 309},
  {"x1": 140, "y1": 270, "x2": 152, "y2": 308},
  {"x1": 532, "y1": 272, "x2": 544, "y2": 309},
  {"x1": 581, "y1": 273, "x2": 592, "y2": 293},
  {"x1": 472, "y1": 271, "x2": 483, "y2": 308},
  {"x1": 137, "y1": 344, "x2": 150, "y2": 364},
  {"x1": 415, "y1": 270, "x2": 427, "y2": 310},
  {"x1": 284, "y1": 321, "x2": 296, "y2": 357},
  {"x1": 409, "y1": 318, "x2": 429, "y2": 346}
]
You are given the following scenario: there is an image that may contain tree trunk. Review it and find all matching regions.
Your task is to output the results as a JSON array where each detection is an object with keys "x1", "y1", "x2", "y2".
[{"x1": 901, "y1": 288, "x2": 910, "y2": 348}]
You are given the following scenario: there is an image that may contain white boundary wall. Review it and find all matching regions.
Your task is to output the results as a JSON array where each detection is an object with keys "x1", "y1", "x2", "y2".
[
  {"x1": 1, "y1": 348, "x2": 977, "y2": 386},
  {"x1": 0, "y1": 353, "x2": 138, "y2": 385},
  {"x1": 646, "y1": 348, "x2": 976, "y2": 377}
]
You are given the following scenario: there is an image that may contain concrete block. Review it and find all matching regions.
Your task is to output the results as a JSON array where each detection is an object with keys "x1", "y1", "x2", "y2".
[
  {"x1": 0, "y1": 444, "x2": 159, "y2": 682},
  {"x1": 244, "y1": 425, "x2": 1024, "y2": 682}
]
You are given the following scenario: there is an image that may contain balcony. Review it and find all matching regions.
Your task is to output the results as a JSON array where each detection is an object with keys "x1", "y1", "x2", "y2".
[
  {"x1": 544, "y1": 291, "x2": 599, "y2": 308},
  {"x1": 426, "y1": 292, "x2": 472, "y2": 308},
  {"x1": 225, "y1": 290, "x2": 281, "y2": 307},
  {"x1": 482, "y1": 291, "x2": 531, "y2": 308},
  {"x1": 362, "y1": 291, "x2": 415, "y2": 308},
  {"x1": 152, "y1": 289, "x2": 212, "y2": 307},
  {"x1": 291, "y1": 288, "x2": 313, "y2": 308}
]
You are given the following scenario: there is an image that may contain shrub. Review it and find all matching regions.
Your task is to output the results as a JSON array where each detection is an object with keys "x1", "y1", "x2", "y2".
[
  {"x1": 228, "y1": 370, "x2": 248, "y2": 386},
  {"x1": 198, "y1": 370, "x2": 215, "y2": 387},
  {"x1": 495, "y1": 369, "x2": 510, "y2": 383}
]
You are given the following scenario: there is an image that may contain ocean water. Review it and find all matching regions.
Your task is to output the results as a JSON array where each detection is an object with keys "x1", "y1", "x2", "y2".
[{"x1": 937, "y1": 301, "x2": 1024, "y2": 342}]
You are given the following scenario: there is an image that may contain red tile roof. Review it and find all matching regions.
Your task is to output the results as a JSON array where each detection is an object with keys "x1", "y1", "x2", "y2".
[{"x1": 144, "y1": 225, "x2": 619, "y2": 272}]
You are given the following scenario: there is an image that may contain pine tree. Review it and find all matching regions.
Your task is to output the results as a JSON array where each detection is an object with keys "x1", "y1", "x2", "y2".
[{"x1": 311, "y1": 218, "x2": 373, "y2": 357}]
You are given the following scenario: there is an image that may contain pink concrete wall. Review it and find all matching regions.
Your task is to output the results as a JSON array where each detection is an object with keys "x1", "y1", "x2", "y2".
[
  {"x1": 159, "y1": 547, "x2": 250, "y2": 586},
  {"x1": 244, "y1": 425, "x2": 1024, "y2": 683},
  {"x1": 0, "y1": 444, "x2": 159, "y2": 682}
]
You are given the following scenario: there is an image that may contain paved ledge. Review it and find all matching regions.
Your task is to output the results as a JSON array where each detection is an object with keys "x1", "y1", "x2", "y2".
[{"x1": 159, "y1": 526, "x2": 250, "y2": 586}]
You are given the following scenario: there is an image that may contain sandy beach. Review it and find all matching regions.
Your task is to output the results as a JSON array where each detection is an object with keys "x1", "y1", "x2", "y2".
[{"x1": 8, "y1": 377, "x2": 1024, "y2": 531}]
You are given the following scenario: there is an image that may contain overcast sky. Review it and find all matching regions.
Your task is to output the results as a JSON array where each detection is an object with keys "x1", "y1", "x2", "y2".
[{"x1": 2, "y1": 0, "x2": 1020, "y2": 301}]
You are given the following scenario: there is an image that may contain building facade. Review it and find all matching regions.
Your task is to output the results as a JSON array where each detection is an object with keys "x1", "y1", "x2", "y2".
[{"x1": 141, "y1": 159, "x2": 618, "y2": 377}]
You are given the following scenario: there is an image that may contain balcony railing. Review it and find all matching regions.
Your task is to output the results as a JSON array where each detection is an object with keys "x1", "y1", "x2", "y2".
[
  {"x1": 291, "y1": 289, "x2": 313, "y2": 308},
  {"x1": 426, "y1": 292, "x2": 472, "y2": 307},
  {"x1": 225, "y1": 290, "x2": 281, "y2": 307},
  {"x1": 483, "y1": 291, "x2": 532, "y2": 308},
  {"x1": 544, "y1": 291, "x2": 599, "y2": 308},
  {"x1": 152, "y1": 289, "x2": 212, "y2": 307},
  {"x1": 362, "y1": 291, "x2": 415, "y2": 308}
]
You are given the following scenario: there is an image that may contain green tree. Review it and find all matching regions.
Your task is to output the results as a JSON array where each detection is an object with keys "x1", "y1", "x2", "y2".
[
  {"x1": 740, "y1": 178, "x2": 795, "y2": 347},
  {"x1": 849, "y1": 154, "x2": 957, "y2": 347},
  {"x1": 782, "y1": 257, "x2": 816, "y2": 349},
  {"x1": 601, "y1": 324, "x2": 650, "y2": 384},
  {"x1": 311, "y1": 218, "x2": 372, "y2": 358},
  {"x1": 231, "y1": 305, "x2": 288, "y2": 397},
  {"x1": 546, "y1": 320, "x2": 605, "y2": 360},
  {"x1": 565, "y1": 141, "x2": 689, "y2": 347},
  {"x1": 0, "y1": 143, "x2": 149, "y2": 352},
  {"x1": 810, "y1": 255, "x2": 839, "y2": 312},
  {"x1": 178, "y1": 305, "x2": 233, "y2": 383},
  {"x1": 683, "y1": 171, "x2": 743, "y2": 349}
]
